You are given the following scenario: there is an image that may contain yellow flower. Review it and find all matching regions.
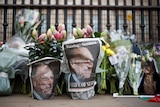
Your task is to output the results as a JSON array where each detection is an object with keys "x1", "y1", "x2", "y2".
[
  {"x1": 102, "y1": 45, "x2": 106, "y2": 51},
  {"x1": 127, "y1": 14, "x2": 132, "y2": 21},
  {"x1": 106, "y1": 48, "x2": 115, "y2": 56}
]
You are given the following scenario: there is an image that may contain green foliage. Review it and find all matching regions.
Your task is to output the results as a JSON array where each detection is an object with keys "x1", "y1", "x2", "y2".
[{"x1": 26, "y1": 39, "x2": 63, "y2": 62}]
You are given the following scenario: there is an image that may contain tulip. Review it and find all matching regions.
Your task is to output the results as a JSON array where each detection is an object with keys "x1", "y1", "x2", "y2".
[
  {"x1": 82, "y1": 28, "x2": 87, "y2": 35},
  {"x1": 86, "y1": 25, "x2": 93, "y2": 34},
  {"x1": 32, "y1": 29, "x2": 38, "y2": 40},
  {"x1": 47, "y1": 28, "x2": 53, "y2": 39},
  {"x1": 38, "y1": 33, "x2": 47, "y2": 44},
  {"x1": 72, "y1": 28, "x2": 78, "y2": 38},
  {"x1": 0, "y1": 41, "x2": 3, "y2": 46},
  {"x1": 77, "y1": 28, "x2": 83, "y2": 38},
  {"x1": 61, "y1": 30, "x2": 66, "y2": 40},
  {"x1": 19, "y1": 16, "x2": 25, "y2": 27},
  {"x1": 50, "y1": 25, "x2": 55, "y2": 34},
  {"x1": 57, "y1": 23, "x2": 65, "y2": 32},
  {"x1": 53, "y1": 30, "x2": 64, "y2": 41}
]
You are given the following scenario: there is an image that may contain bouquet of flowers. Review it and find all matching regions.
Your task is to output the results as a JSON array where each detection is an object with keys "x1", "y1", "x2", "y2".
[
  {"x1": 26, "y1": 23, "x2": 66, "y2": 99},
  {"x1": 140, "y1": 43, "x2": 157, "y2": 94},
  {"x1": 127, "y1": 53, "x2": 144, "y2": 95},
  {"x1": 25, "y1": 23, "x2": 66, "y2": 62},
  {"x1": 96, "y1": 31, "x2": 118, "y2": 94},
  {"x1": 14, "y1": 9, "x2": 42, "y2": 44},
  {"x1": 108, "y1": 30, "x2": 133, "y2": 95},
  {"x1": 153, "y1": 43, "x2": 160, "y2": 74}
]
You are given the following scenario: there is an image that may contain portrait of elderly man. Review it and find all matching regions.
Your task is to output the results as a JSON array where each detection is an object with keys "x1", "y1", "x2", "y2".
[
  {"x1": 31, "y1": 63, "x2": 54, "y2": 100},
  {"x1": 66, "y1": 47, "x2": 96, "y2": 82},
  {"x1": 63, "y1": 39, "x2": 102, "y2": 100}
]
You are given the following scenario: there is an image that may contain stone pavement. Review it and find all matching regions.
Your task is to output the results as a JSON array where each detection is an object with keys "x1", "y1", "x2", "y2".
[{"x1": 0, "y1": 94, "x2": 159, "y2": 107}]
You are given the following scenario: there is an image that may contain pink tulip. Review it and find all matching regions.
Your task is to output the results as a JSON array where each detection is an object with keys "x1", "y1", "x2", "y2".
[
  {"x1": 57, "y1": 24, "x2": 65, "y2": 32},
  {"x1": 82, "y1": 28, "x2": 87, "y2": 35},
  {"x1": 0, "y1": 41, "x2": 3, "y2": 46},
  {"x1": 38, "y1": 33, "x2": 47, "y2": 44},
  {"x1": 83, "y1": 33, "x2": 88, "y2": 38},
  {"x1": 86, "y1": 25, "x2": 93, "y2": 34},
  {"x1": 19, "y1": 16, "x2": 25, "y2": 27},
  {"x1": 53, "y1": 30, "x2": 64, "y2": 41}
]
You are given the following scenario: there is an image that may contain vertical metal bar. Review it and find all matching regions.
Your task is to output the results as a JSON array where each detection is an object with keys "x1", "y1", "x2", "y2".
[
  {"x1": 106, "y1": 0, "x2": 111, "y2": 31},
  {"x1": 140, "y1": 0, "x2": 145, "y2": 42},
  {"x1": 30, "y1": 0, "x2": 33, "y2": 9},
  {"x1": 55, "y1": 0, "x2": 59, "y2": 28},
  {"x1": 89, "y1": 0, "x2": 93, "y2": 27},
  {"x1": 47, "y1": 0, "x2": 51, "y2": 29},
  {"x1": 30, "y1": 0, "x2": 33, "y2": 4},
  {"x1": 157, "y1": 0, "x2": 160, "y2": 41},
  {"x1": 22, "y1": 0, "x2": 25, "y2": 4},
  {"x1": 12, "y1": 0, "x2": 16, "y2": 36},
  {"x1": 3, "y1": 0, "x2": 8, "y2": 43},
  {"x1": 115, "y1": 0, "x2": 119, "y2": 30},
  {"x1": 81, "y1": 0, "x2": 84, "y2": 28},
  {"x1": 132, "y1": 0, "x2": 136, "y2": 34},
  {"x1": 98, "y1": 0, "x2": 102, "y2": 32},
  {"x1": 72, "y1": 0, "x2": 76, "y2": 28},
  {"x1": 123, "y1": 0, "x2": 128, "y2": 34},
  {"x1": 148, "y1": 0, "x2": 153, "y2": 42},
  {"x1": 64, "y1": 0, "x2": 67, "y2": 30},
  {"x1": 38, "y1": 0, "x2": 42, "y2": 35}
]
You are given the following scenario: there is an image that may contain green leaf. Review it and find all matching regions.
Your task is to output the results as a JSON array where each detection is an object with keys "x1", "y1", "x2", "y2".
[{"x1": 94, "y1": 32, "x2": 101, "y2": 37}]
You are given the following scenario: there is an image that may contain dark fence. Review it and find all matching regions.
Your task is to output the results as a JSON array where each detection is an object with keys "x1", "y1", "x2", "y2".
[{"x1": 0, "y1": 0, "x2": 160, "y2": 43}]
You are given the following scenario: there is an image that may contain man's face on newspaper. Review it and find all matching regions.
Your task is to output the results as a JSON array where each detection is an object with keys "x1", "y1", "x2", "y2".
[
  {"x1": 69, "y1": 47, "x2": 94, "y2": 79},
  {"x1": 33, "y1": 64, "x2": 54, "y2": 95}
]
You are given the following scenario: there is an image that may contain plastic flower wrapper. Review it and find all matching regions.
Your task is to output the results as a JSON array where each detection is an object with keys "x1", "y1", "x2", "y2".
[
  {"x1": 109, "y1": 31, "x2": 133, "y2": 95},
  {"x1": 14, "y1": 9, "x2": 42, "y2": 44},
  {"x1": 153, "y1": 43, "x2": 160, "y2": 74},
  {"x1": 109, "y1": 29, "x2": 124, "y2": 42},
  {"x1": 139, "y1": 43, "x2": 157, "y2": 94},
  {"x1": 0, "y1": 36, "x2": 29, "y2": 95},
  {"x1": 0, "y1": 49, "x2": 18, "y2": 95},
  {"x1": 127, "y1": 53, "x2": 144, "y2": 95}
]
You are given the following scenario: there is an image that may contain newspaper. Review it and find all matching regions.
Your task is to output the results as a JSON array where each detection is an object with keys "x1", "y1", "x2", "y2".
[
  {"x1": 62, "y1": 38, "x2": 103, "y2": 99},
  {"x1": 28, "y1": 57, "x2": 61, "y2": 100}
]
